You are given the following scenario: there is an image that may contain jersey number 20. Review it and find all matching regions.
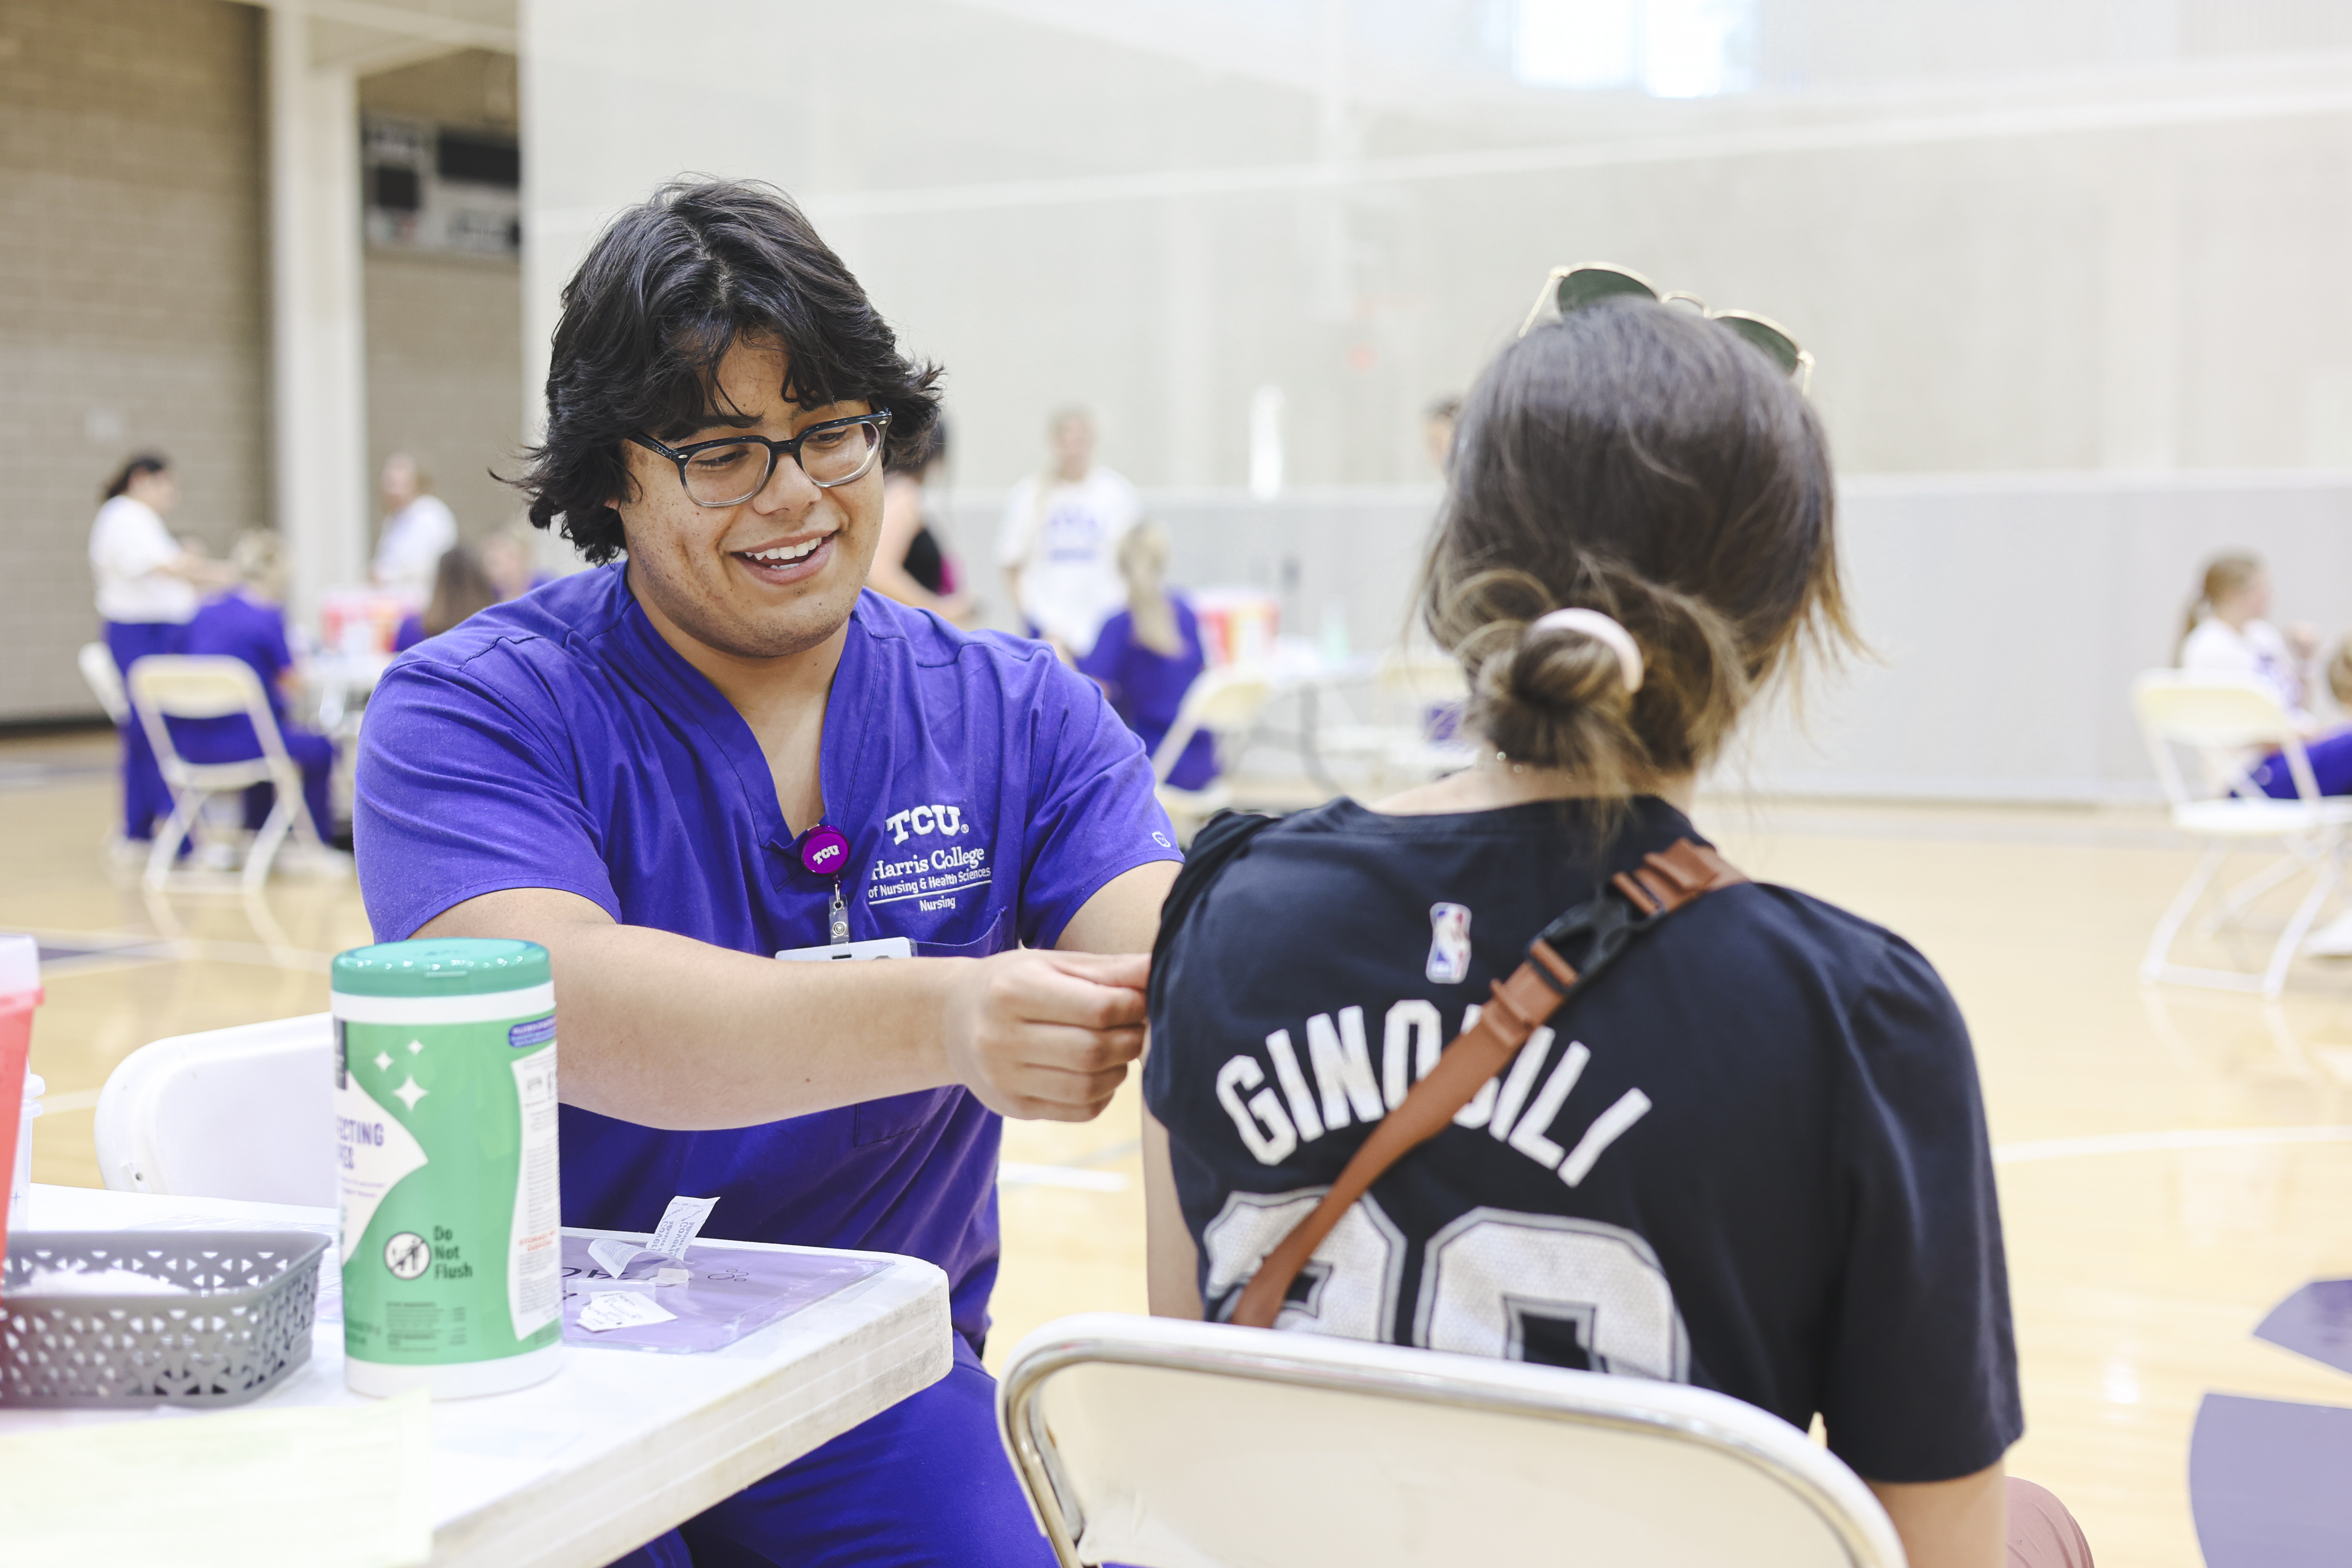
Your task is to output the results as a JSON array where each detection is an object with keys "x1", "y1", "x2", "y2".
[{"x1": 1200, "y1": 1191, "x2": 1690, "y2": 1383}]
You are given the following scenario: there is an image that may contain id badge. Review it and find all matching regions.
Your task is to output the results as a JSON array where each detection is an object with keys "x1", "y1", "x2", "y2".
[{"x1": 775, "y1": 936, "x2": 914, "y2": 963}]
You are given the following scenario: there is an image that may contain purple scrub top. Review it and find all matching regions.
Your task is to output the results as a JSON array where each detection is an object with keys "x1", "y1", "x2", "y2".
[
  {"x1": 1078, "y1": 598, "x2": 1216, "y2": 790},
  {"x1": 173, "y1": 589, "x2": 294, "y2": 757},
  {"x1": 353, "y1": 564, "x2": 1180, "y2": 1348}
]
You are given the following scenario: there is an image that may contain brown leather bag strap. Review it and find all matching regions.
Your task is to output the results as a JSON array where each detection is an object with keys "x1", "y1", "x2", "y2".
[{"x1": 1228, "y1": 838, "x2": 1745, "y2": 1330}]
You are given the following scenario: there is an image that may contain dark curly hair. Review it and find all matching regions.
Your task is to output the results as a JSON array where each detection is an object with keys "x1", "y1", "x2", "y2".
[{"x1": 515, "y1": 178, "x2": 943, "y2": 565}]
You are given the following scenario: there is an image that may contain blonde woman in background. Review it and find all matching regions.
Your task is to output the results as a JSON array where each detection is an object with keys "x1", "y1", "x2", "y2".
[
  {"x1": 2177, "y1": 552, "x2": 2351, "y2": 797},
  {"x1": 996, "y1": 407, "x2": 1139, "y2": 656},
  {"x1": 1076, "y1": 523, "x2": 1215, "y2": 788},
  {"x1": 371, "y1": 453, "x2": 457, "y2": 604}
]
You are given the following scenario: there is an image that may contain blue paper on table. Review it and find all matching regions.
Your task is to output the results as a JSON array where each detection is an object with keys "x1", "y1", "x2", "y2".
[{"x1": 558, "y1": 1234, "x2": 885, "y2": 1353}]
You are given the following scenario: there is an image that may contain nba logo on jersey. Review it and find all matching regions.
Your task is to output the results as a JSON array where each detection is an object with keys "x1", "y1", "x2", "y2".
[{"x1": 1426, "y1": 902, "x2": 1472, "y2": 983}]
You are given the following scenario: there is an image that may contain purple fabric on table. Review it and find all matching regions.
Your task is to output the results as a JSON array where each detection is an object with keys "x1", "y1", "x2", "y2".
[
  {"x1": 355, "y1": 565, "x2": 1180, "y2": 1353},
  {"x1": 2189, "y1": 1392, "x2": 2352, "y2": 1567},
  {"x1": 557, "y1": 1234, "x2": 882, "y2": 1353},
  {"x1": 2251, "y1": 732, "x2": 2352, "y2": 798},
  {"x1": 2255, "y1": 1278, "x2": 2352, "y2": 1375},
  {"x1": 104, "y1": 618, "x2": 185, "y2": 841},
  {"x1": 603, "y1": 1338, "x2": 1051, "y2": 1568},
  {"x1": 171, "y1": 590, "x2": 335, "y2": 834},
  {"x1": 1076, "y1": 598, "x2": 1216, "y2": 790}
]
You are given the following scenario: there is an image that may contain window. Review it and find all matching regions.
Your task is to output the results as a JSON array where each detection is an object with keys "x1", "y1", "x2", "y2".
[{"x1": 1513, "y1": 0, "x2": 1755, "y2": 98}]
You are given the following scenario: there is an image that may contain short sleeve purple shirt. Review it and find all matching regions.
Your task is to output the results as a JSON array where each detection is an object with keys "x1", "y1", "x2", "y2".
[{"x1": 353, "y1": 565, "x2": 1180, "y2": 1346}]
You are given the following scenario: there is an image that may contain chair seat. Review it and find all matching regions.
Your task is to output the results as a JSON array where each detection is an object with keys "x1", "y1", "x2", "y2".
[{"x1": 2171, "y1": 797, "x2": 2352, "y2": 837}]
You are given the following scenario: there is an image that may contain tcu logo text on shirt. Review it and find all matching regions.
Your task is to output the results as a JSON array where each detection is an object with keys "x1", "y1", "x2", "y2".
[{"x1": 885, "y1": 804, "x2": 970, "y2": 845}]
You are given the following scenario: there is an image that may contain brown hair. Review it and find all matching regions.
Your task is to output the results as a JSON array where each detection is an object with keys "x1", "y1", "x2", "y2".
[
  {"x1": 2179, "y1": 552, "x2": 2263, "y2": 661},
  {"x1": 103, "y1": 453, "x2": 169, "y2": 501},
  {"x1": 1421, "y1": 296, "x2": 1852, "y2": 798},
  {"x1": 423, "y1": 545, "x2": 501, "y2": 637}
]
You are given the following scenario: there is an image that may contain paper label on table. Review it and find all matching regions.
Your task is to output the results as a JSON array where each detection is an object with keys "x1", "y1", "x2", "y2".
[
  {"x1": 0, "y1": 1388, "x2": 432, "y2": 1568},
  {"x1": 649, "y1": 1194, "x2": 717, "y2": 1259},
  {"x1": 334, "y1": 1068, "x2": 429, "y2": 1259},
  {"x1": 577, "y1": 1289, "x2": 677, "y2": 1333},
  {"x1": 586, "y1": 1194, "x2": 718, "y2": 1279},
  {"x1": 507, "y1": 1045, "x2": 561, "y2": 1341}
]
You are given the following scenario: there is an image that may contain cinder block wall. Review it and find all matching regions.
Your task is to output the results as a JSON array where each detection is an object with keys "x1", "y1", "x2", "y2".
[{"x1": 0, "y1": 0, "x2": 267, "y2": 723}]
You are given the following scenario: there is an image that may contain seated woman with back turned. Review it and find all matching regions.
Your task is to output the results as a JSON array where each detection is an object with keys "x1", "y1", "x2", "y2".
[{"x1": 1142, "y1": 290, "x2": 2091, "y2": 1568}]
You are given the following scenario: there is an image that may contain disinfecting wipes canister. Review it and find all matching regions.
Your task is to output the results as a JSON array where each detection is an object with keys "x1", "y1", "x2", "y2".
[{"x1": 332, "y1": 938, "x2": 562, "y2": 1398}]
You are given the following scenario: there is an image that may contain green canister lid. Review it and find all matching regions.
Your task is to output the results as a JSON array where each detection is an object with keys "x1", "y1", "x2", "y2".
[{"x1": 331, "y1": 937, "x2": 550, "y2": 997}]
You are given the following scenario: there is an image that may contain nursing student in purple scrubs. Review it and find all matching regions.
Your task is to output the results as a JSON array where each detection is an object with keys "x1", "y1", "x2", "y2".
[
  {"x1": 175, "y1": 531, "x2": 337, "y2": 842},
  {"x1": 352, "y1": 178, "x2": 1182, "y2": 1568},
  {"x1": 1077, "y1": 522, "x2": 1217, "y2": 789}
]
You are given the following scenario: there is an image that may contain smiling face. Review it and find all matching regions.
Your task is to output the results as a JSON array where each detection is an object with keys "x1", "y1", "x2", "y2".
[{"x1": 615, "y1": 337, "x2": 885, "y2": 665}]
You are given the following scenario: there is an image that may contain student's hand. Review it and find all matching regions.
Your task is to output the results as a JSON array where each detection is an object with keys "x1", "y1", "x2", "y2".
[
  {"x1": 2288, "y1": 621, "x2": 2323, "y2": 661},
  {"x1": 943, "y1": 948, "x2": 1149, "y2": 1121}
]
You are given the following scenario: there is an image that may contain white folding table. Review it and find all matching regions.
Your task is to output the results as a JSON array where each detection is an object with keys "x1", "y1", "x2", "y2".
[{"x1": 3, "y1": 1185, "x2": 954, "y2": 1568}]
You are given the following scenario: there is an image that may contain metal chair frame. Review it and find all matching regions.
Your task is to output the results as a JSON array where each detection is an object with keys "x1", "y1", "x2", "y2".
[
  {"x1": 127, "y1": 655, "x2": 323, "y2": 894},
  {"x1": 2132, "y1": 671, "x2": 2352, "y2": 998}
]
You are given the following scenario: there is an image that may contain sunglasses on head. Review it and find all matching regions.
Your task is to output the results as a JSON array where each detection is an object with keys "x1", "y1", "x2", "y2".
[{"x1": 1519, "y1": 263, "x2": 1813, "y2": 391}]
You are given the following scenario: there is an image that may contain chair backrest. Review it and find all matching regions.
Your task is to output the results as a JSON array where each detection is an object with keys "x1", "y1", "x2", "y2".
[
  {"x1": 1154, "y1": 668, "x2": 1274, "y2": 784},
  {"x1": 78, "y1": 641, "x2": 130, "y2": 725},
  {"x1": 93, "y1": 1012, "x2": 335, "y2": 1207},
  {"x1": 2129, "y1": 671, "x2": 2316, "y2": 804},
  {"x1": 998, "y1": 1314, "x2": 1906, "y2": 1568},
  {"x1": 128, "y1": 655, "x2": 293, "y2": 778},
  {"x1": 1375, "y1": 648, "x2": 1470, "y2": 705}
]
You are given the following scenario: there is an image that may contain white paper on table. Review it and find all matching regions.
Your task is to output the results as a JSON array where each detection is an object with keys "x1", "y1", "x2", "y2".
[
  {"x1": 588, "y1": 1194, "x2": 719, "y2": 1278},
  {"x1": 577, "y1": 1290, "x2": 677, "y2": 1333},
  {"x1": 0, "y1": 1388, "x2": 431, "y2": 1568}
]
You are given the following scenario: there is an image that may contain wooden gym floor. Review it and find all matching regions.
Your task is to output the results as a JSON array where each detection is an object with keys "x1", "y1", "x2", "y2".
[{"x1": 8, "y1": 726, "x2": 2351, "y2": 1566}]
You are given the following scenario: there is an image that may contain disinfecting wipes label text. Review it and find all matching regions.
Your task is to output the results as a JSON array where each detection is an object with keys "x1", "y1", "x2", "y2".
[
  {"x1": 337, "y1": 1068, "x2": 430, "y2": 1257},
  {"x1": 508, "y1": 1044, "x2": 560, "y2": 1341}
]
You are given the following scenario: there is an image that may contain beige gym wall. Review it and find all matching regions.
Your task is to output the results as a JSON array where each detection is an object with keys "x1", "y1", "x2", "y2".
[{"x1": 0, "y1": 0, "x2": 269, "y2": 722}]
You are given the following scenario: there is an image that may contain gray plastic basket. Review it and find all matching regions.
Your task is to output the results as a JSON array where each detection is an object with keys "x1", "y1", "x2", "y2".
[{"x1": 1, "y1": 1229, "x2": 327, "y2": 1408}]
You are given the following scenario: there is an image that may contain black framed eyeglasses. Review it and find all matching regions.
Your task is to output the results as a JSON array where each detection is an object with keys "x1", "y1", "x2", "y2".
[
  {"x1": 631, "y1": 410, "x2": 893, "y2": 507},
  {"x1": 1519, "y1": 263, "x2": 1813, "y2": 391}
]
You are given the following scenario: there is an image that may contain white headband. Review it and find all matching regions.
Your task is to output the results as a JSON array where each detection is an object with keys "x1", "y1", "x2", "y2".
[{"x1": 1528, "y1": 608, "x2": 1644, "y2": 693}]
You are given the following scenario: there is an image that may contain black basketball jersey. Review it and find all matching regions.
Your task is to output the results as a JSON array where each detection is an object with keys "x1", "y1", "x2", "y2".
[{"x1": 1144, "y1": 796, "x2": 2023, "y2": 1485}]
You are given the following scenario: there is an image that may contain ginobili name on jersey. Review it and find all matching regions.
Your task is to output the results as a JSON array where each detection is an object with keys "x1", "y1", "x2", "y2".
[{"x1": 1216, "y1": 1000, "x2": 1654, "y2": 1187}]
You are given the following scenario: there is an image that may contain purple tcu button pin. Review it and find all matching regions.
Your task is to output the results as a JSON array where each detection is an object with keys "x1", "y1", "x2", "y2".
[{"x1": 799, "y1": 826, "x2": 851, "y2": 878}]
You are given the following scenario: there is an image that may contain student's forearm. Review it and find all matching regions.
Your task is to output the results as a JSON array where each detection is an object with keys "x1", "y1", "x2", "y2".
[
  {"x1": 416, "y1": 888, "x2": 1145, "y2": 1129},
  {"x1": 460, "y1": 913, "x2": 959, "y2": 1127}
]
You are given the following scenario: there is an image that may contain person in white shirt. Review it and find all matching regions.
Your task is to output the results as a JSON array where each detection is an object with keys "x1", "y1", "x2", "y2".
[
  {"x1": 371, "y1": 453, "x2": 459, "y2": 604},
  {"x1": 2178, "y1": 552, "x2": 2321, "y2": 721},
  {"x1": 89, "y1": 453, "x2": 231, "y2": 844},
  {"x1": 2182, "y1": 552, "x2": 2352, "y2": 956},
  {"x1": 996, "y1": 408, "x2": 1140, "y2": 658}
]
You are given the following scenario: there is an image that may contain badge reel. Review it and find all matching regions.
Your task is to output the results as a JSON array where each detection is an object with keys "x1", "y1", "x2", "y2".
[{"x1": 775, "y1": 825, "x2": 914, "y2": 963}]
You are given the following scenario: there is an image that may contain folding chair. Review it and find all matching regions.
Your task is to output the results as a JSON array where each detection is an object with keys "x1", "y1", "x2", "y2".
[
  {"x1": 1312, "y1": 648, "x2": 1479, "y2": 789},
  {"x1": 93, "y1": 1012, "x2": 336, "y2": 1206},
  {"x1": 998, "y1": 1313, "x2": 1905, "y2": 1568},
  {"x1": 77, "y1": 641, "x2": 130, "y2": 726},
  {"x1": 127, "y1": 655, "x2": 324, "y2": 894},
  {"x1": 1154, "y1": 667, "x2": 1274, "y2": 843},
  {"x1": 2131, "y1": 671, "x2": 2352, "y2": 998}
]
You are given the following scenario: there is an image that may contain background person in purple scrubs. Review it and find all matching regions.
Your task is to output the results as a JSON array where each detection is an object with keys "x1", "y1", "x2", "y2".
[
  {"x1": 353, "y1": 178, "x2": 1181, "y2": 1568},
  {"x1": 1077, "y1": 523, "x2": 1217, "y2": 789},
  {"x1": 174, "y1": 531, "x2": 338, "y2": 845}
]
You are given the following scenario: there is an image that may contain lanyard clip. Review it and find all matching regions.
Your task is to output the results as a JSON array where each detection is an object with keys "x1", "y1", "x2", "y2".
[{"x1": 828, "y1": 881, "x2": 850, "y2": 946}]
